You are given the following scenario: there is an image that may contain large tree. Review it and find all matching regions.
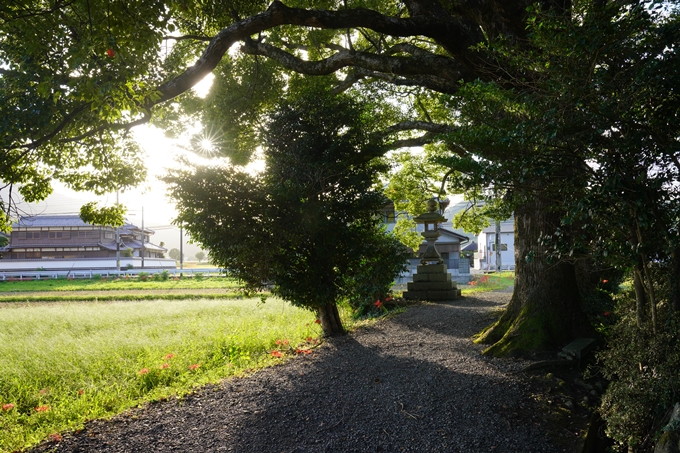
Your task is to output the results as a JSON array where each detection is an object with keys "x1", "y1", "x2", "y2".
[{"x1": 1, "y1": 0, "x2": 609, "y2": 352}]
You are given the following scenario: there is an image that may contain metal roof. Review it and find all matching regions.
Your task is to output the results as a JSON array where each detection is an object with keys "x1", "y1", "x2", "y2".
[
  {"x1": 12, "y1": 215, "x2": 153, "y2": 232},
  {"x1": 14, "y1": 215, "x2": 94, "y2": 228}
]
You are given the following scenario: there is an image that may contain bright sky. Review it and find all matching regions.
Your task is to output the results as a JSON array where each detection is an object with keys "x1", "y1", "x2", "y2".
[
  {"x1": 7, "y1": 73, "x2": 267, "y2": 254},
  {"x1": 17, "y1": 73, "x2": 266, "y2": 229}
]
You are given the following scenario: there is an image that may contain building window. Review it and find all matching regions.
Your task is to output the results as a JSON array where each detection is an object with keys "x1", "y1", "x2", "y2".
[
  {"x1": 383, "y1": 210, "x2": 396, "y2": 224},
  {"x1": 78, "y1": 231, "x2": 99, "y2": 239},
  {"x1": 48, "y1": 231, "x2": 71, "y2": 239},
  {"x1": 19, "y1": 232, "x2": 41, "y2": 240},
  {"x1": 104, "y1": 232, "x2": 114, "y2": 239},
  {"x1": 490, "y1": 243, "x2": 508, "y2": 251}
]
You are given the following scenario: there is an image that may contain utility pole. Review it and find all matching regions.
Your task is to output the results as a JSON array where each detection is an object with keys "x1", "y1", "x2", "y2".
[
  {"x1": 179, "y1": 227, "x2": 184, "y2": 270},
  {"x1": 116, "y1": 191, "x2": 120, "y2": 273},
  {"x1": 495, "y1": 220, "x2": 502, "y2": 273},
  {"x1": 141, "y1": 206, "x2": 145, "y2": 269}
]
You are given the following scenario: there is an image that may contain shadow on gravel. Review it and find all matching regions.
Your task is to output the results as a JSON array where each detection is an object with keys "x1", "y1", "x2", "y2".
[
  {"x1": 30, "y1": 301, "x2": 572, "y2": 453},
  {"x1": 386, "y1": 294, "x2": 508, "y2": 341}
]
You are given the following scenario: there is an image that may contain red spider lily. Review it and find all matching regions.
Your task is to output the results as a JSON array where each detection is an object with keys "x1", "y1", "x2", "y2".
[
  {"x1": 49, "y1": 433, "x2": 62, "y2": 442},
  {"x1": 35, "y1": 405, "x2": 50, "y2": 412},
  {"x1": 469, "y1": 281, "x2": 478, "y2": 286},
  {"x1": 160, "y1": 363, "x2": 170, "y2": 369},
  {"x1": 275, "y1": 340, "x2": 282, "y2": 345},
  {"x1": 2, "y1": 403, "x2": 15, "y2": 411},
  {"x1": 188, "y1": 363, "x2": 201, "y2": 370},
  {"x1": 39, "y1": 388, "x2": 49, "y2": 394},
  {"x1": 138, "y1": 368, "x2": 150, "y2": 375},
  {"x1": 480, "y1": 275, "x2": 490, "y2": 283},
  {"x1": 306, "y1": 337, "x2": 313, "y2": 342},
  {"x1": 385, "y1": 297, "x2": 393, "y2": 302},
  {"x1": 77, "y1": 390, "x2": 84, "y2": 396},
  {"x1": 314, "y1": 319, "x2": 321, "y2": 324},
  {"x1": 164, "y1": 353, "x2": 175, "y2": 359},
  {"x1": 374, "y1": 300, "x2": 383, "y2": 308},
  {"x1": 283, "y1": 339, "x2": 289, "y2": 345},
  {"x1": 301, "y1": 349, "x2": 312, "y2": 355},
  {"x1": 271, "y1": 350, "x2": 283, "y2": 358},
  {"x1": 106, "y1": 48, "x2": 115, "y2": 58},
  {"x1": 602, "y1": 279, "x2": 609, "y2": 283},
  {"x1": 603, "y1": 311, "x2": 612, "y2": 317}
]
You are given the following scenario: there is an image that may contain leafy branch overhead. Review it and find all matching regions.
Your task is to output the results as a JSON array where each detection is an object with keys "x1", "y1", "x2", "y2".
[{"x1": 1, "y1": 0, "x2": 525, "y2": 220}]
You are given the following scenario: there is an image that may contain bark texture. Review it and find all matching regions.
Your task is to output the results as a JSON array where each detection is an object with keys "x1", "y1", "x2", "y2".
[
  {"x1": 318, "y1": 303, "x2": 345, "y2": 336},
  {"x1": 477, "y1": 195, "x2": 594, "y2": 355}
]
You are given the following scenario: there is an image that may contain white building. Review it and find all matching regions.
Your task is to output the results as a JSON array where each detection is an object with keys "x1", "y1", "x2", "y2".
[{"x1": 474, "y1": 217, "x2": 515, "y2": 271}]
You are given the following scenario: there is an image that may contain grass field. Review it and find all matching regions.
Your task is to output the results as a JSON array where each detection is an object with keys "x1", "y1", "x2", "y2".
[
  {"x1": 0, "y1": 276, "x2": 239, "y2": 293},
  {"x1": 0, "y1": 298, "x2": 325, "y2": 452},
  {"x1": 460, "y1": 272, "x2": 514, "y2": 295}
]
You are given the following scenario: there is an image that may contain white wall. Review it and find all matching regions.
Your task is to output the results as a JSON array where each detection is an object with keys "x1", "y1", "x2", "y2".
[
  {"x1": 0, "y1": 257, "x2": 176, "y2": 273},
  {"x1": 475, "y1": 231, "x2": 515, "y2": 271}
]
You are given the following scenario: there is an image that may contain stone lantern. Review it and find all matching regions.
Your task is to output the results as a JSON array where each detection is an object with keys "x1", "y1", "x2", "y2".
[
  {"x1": 413, "y1": 198, "x2": 447, "y2": 265},
  {"x1": 403, "y1": 198, "x2": 460, "y2": 301}
]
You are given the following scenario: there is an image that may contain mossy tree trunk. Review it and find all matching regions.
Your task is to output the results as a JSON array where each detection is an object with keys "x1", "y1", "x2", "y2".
[
  {"x1": 318, "y1": 303, "x2": 345, "y2": 336},
  {"x1": 476, "y1": 196, "x2": 595, "y2": 356}
]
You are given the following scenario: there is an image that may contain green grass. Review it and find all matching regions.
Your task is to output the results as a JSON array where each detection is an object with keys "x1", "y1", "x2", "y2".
[
  {"x1": 0, "y1": 292, "x2": 244, "y2": 303},
  {"x1": 461, "y1": 272, "x2": 514, "y2": 295},
  {"x1": 0, "y1": 276, "x2": 239, "y2": 293},
  {"x1": 0, "y1": 298, "x2": 325, "y2": 452}
]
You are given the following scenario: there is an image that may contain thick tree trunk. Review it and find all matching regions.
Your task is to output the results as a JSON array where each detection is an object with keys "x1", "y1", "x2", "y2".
[
  {"x1": 317, "y1": 303, "x2": 345, "y2": 336},
  {"x1": 476, "y1": 196, "x2": 595, "y2": 356},
  {"x1": 632, "y1": 262, "x2": 647, "y2": 327},
  {"x1": 670, "y1": 248, "x2": 680, "y2": 314}
]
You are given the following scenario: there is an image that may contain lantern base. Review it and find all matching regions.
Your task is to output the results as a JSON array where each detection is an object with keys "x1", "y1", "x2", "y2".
[{"x1": 403, "y1": 264, "x2": 461, "y2": 301}]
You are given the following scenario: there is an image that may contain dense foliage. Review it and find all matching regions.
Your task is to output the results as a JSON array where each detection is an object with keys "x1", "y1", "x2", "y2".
[
  {"x1": 431, "y1": 2, "x2": 680, "y2": 449},
  {"x1": 164, "y1": 92, "x2": 408, "y2": 334}
]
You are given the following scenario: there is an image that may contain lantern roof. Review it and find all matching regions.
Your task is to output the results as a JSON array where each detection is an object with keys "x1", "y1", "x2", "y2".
[{"x1": 414, "y1": 199, "x2": 447, "y2": 224}]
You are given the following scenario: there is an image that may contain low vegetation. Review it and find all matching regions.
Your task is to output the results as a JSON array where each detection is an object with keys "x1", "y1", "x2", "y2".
[
  {"x1": 0, "y1": 298, "x2": 326, "y2": 452},
  {"x1": 461, "y1": 273, "x2": 514, "y2": 295}
]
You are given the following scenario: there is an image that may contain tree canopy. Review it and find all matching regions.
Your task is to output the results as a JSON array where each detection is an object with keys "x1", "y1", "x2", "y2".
[{"x1": 0, "y1": 0, "x2": 541, "y2": 229}]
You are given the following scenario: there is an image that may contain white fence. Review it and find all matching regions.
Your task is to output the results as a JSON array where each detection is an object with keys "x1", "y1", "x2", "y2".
[
  {"x1": 0, "y1": 257, "x2": 225, "y2": 280},
  {"x1": 0, "y1": 268, "x2": 225, "y2": 281}
]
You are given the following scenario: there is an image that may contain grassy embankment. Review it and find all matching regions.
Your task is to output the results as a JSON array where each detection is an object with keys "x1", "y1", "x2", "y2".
[{"x1": 0, "y1": 297, "x2": 327, "y2": 453}]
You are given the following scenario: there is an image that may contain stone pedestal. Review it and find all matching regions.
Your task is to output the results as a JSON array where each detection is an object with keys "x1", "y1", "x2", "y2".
[{"x1": 403, "y1": 263, "x2": 461, "y2": 301}]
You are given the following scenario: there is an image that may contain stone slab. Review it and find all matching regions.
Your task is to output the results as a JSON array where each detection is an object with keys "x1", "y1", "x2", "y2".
[
  {"x1": 413, "y1": 273, "x2": 451, "y2": 283},
  {"x1": 559, "y1": 338, "x2": 597, "y2": 360},
  {"x1": 427, "y1": 289, "x2": 459, "y2": 300},
  {"x1": 408, "y1": 281, "x2": 458, "y2": 291},
  {"x1": 416, "y1": 264, "x2": 447, "y2": 274},
  {"x1": 403, "y1": 289, "x2": 459, "y2": 301}
]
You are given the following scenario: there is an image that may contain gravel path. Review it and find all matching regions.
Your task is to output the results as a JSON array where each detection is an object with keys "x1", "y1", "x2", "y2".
[{"x1": 31, "y1": 291, "x2": 577, "y2": 453}]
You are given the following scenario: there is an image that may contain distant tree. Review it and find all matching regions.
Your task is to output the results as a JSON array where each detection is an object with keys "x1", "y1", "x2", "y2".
[
  {"x1": 195, "y1": 251, "x2": 205, "y2": 263},
  {"x1": 121, "y1": 248, "x2": 133, "y2": 258},
  {"x1": 164, "y1": 91, "x2": 408, "y2": 335},
  {"x1": 168, "y1": 248, "x2": 180, "y2": 261},
  {"x1": 0, "y1": 235, "x2": 7, "y2": 248}
]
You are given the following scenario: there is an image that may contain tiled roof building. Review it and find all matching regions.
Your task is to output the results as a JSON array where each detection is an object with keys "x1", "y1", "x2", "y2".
[{"x1": 0, "y1": 215, "x2": 166, "y2": 261}]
